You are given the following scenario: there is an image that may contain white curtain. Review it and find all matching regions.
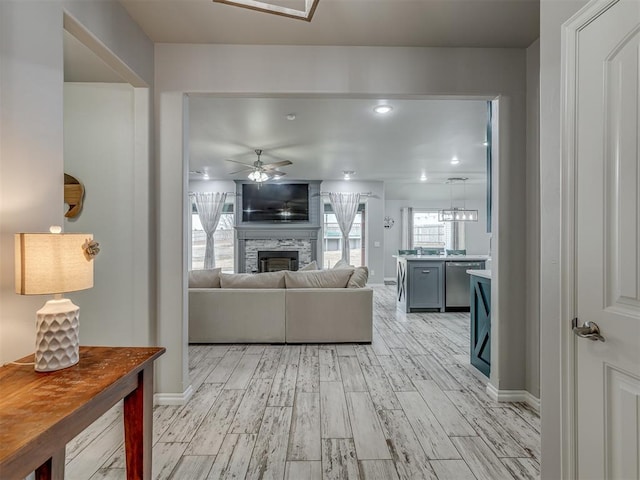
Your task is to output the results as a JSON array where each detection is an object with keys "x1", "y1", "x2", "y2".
[
  {"x1": 328, "y1": 192, "x2": 361, "y2": 264},
  {"x1": 191, "y1": 192, "x2": 227, "y2": 269}
]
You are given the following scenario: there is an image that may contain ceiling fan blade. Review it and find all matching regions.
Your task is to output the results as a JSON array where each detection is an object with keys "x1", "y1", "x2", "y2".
[
  {"x1": 268, "y1": 171, "x2": 287, "y2": 177},
  {"x1": 263, "y1": 160, "x2": 293, "y2": 170},
  {"x1": 226, "y1": 158, "x2": 255, "y2": 166},
  {"x1": 228, "y1": 167, "x2": 254, "y2": 174}
]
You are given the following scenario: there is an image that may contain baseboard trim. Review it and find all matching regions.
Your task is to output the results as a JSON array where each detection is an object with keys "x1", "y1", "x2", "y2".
[
  {"x1": 154, "y1": 385, "x2": 193, "y2": 406},
  {"x1": 486, "y1": 383, "x2": 540, "y2": 412}
]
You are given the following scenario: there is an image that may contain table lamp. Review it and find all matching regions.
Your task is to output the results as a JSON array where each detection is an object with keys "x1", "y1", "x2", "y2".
[{"x1": 15, "y1": 226, "x2": 99, "y2": 372}]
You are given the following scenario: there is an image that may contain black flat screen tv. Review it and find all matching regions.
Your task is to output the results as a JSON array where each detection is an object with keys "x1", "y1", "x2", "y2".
[{"x1": 242, "y1": 183, "x2": 309, "y2": 222}]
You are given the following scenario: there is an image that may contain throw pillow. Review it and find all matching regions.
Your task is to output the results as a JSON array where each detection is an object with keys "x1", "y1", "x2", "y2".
[
  {"x1": 348, "y1": 266, "x2": 369, "y2": 288},
  {"x1": 333, "y1": 259, "x2": 352, "y2": 269},
  {"x1": 220, "y1": 271, "x2": 286, "y2": 288},
  {"x1": 188, "y1": 268, "x2": 222, "y2": 288},
  {"x1": 299, "y1": 260, "x2": 318, "y2": 271},
  {"x1": 284, "y1": 269, "x2": 353, "y2": 288}
]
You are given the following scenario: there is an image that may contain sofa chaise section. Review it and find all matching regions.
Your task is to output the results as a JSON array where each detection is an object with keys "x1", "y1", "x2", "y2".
[
  {"x1": 189, "y1": 288, "x2": 286, "y2": 343},
  {"x1": 285, "y1": 288, "x2": 373, "y2": 343}
]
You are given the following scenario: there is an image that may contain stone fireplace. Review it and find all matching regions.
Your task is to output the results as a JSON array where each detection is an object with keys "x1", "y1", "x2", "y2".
[
  {"x1": 258, "y1": 250, "x2": 299, "y2": 272},
  {"x1": 239, "y1": 235, "x2": 317, "y2": 273}
]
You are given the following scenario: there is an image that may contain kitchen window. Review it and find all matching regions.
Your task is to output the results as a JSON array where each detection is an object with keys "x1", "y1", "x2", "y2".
[{"x1": 409, "y1": 209, "x2": 462, "y2": 251}]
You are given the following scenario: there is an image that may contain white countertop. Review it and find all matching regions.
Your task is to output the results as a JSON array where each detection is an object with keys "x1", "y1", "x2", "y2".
[
  {"x1": 394, "y1": 255, "x2": 489, "y2": 262},
  {"x1": 467, "y1": 269, "x2": 492, "y2": 279}
]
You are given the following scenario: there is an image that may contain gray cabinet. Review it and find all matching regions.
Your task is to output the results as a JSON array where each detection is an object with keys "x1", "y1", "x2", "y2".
[{"x1": 397, "y1": 258, "x2": 444, "y2": 312}]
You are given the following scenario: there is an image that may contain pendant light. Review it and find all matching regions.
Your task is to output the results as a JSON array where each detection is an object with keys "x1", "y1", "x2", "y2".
[{"x1": 438, "y1": 178, "x2": 479, "y2": 222}]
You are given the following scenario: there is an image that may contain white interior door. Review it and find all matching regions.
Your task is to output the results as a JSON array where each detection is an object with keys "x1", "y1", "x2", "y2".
[{"x1": 566, "y1": 0, "x2": 640, "y2": 478}]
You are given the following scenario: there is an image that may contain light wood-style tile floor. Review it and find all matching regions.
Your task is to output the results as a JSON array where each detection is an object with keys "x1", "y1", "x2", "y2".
[{"x1": 65, "y1": 285, "x2": 540, "y2": 480}]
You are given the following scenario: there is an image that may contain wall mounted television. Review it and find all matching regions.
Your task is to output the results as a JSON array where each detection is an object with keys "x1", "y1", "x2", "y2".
[{"x1": 242, "y1": 183, "x2": 309, "y2": 222}]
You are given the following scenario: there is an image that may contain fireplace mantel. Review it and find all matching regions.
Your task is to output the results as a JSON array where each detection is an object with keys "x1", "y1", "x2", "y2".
[{"x1": 236, "y1": 225, "x2": 320, "y2": 240}]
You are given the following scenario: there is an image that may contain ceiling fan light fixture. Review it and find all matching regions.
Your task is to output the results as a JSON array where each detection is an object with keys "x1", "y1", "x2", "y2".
[
  {"x1": 450, "y1": 156, "x2": 460, "y2": 165},
  {"x1": 228, "y1": 149, "x2": 292, "y2": 182},
  {"x1": 248, "y1": 170, "x2": 269, "y2": 182}
]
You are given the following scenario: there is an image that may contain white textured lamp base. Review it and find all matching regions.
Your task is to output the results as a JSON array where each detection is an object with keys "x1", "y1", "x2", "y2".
[{"x1": 35, "y1": 298, "x2": 80, "y2": 372}]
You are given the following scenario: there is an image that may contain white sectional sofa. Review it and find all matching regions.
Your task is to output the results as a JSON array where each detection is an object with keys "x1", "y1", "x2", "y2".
[{"x1": 188, "y1": 267, "x2": 373, "y2": 343}]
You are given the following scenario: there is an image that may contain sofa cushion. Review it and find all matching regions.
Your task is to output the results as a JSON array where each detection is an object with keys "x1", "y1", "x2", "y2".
[
  {"x1": 220, "y1": 271, "x2": 286, "y2": 288},
  {"x1": 333, "y1": 259, "x2": 351, "y2": 269},
  {"x1": 299, "y1": 260, "x2": 318, "y2": 271},
  {"x1": 284, "y1": 269, "x2": 352, "y2": 288},
  {"x1": 189, "y1": 268, "x2": 222, "y2": 288},
  {"x1": 348, "y1": 266, "x2": 369, "y2": 288}
]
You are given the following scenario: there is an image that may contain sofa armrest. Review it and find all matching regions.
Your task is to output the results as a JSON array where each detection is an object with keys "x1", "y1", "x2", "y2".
[{"x1": 285, "y1": 288, "x2": 373, "y2": 343}]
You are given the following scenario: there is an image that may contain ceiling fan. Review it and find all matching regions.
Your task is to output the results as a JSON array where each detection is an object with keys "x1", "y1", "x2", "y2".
[{"x1": 227, "y1": 149, "x2": 292, "y2": 183}]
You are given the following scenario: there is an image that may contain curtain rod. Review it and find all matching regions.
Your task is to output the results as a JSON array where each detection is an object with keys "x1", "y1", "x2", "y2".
[{"x1": 319, "y1": 191, "x2": 373, "y2": 196}]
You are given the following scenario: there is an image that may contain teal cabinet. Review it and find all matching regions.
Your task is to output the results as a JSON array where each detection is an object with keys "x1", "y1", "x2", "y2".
[
  {"x1": 470, "y1": 275, "x2": 491, "y2": 377},
  {"x1": 396, "y1": 257, "x2": 444, "y2": 312},
  {"x1": 408, "y1": 262, "x2": 444, "y2": 310}
]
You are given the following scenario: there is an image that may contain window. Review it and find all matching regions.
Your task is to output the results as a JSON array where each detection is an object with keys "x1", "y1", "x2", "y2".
[
  {"x1": 323, "y1": 203, "x2": 366, "y2": 268},
  {"x1": 410, "y1": 209, "x2": 461, "y2": 251},
  {"x1": 191, "y1": 203, "x2": 235, "y2": 272}
]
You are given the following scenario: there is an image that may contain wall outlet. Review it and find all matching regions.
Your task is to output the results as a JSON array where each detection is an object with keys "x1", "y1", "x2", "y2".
[
  {"x1": 370, "y1": 269, "x2": 375, "y2": 276},
  {"x1": 374, "y1": 241, "x2": 381, "y2": 247}
]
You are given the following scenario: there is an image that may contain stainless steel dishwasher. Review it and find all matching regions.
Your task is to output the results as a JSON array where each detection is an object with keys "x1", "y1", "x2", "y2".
[{"x1": 445, "y1": 261, "x2": 484, "y2": 309}]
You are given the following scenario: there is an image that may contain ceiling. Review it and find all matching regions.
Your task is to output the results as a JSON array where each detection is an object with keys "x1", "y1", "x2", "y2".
[
  {"x1": 188, "y1": 96, "x2": 489, "y2": 185},
  {"x1": 66, "y1": 1, "x2": 536, "y2": 190},
  {"x1": 119, "y1": 0, "x2": 539, "y2": 48}
]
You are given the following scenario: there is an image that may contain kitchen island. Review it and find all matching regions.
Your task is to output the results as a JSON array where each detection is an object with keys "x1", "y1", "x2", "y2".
[
  {"x1": 394, "y1": 254, "x2": 488, "y2": 312},
  {"x1": 468, "y1": 269, "x2": 491, "y2": 377}
]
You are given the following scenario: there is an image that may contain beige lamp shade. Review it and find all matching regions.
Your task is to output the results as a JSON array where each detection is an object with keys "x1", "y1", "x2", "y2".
[{"x1": 15, "y1": 232, "x2": 94, "y2": 295}]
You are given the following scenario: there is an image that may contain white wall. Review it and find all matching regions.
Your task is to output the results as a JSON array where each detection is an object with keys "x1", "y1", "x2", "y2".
[
  {"x1": 189, "y1": 180, "x2": 236, "y2": 194},
  {"x1": 63, "y1": 83, "x2": 146, "y2": 345},
  {"x1": 155, "y1": 44, "x2": 529, "y2": 396},
  {"x1": 320, "y1": 180, "x2": 385, "y2": 283},
  {"x1": 525, "y1": 40, "x2": 541, "y2": 400},
  {"x1": 384, "y1": 183, "x2": 490, "y2": 279},
  {"x1": 0, "y1": 1, "x2": 153, "y2": 364},
  {"x1": 539, "y1": 1, "x2": 588, "y2": 478}
]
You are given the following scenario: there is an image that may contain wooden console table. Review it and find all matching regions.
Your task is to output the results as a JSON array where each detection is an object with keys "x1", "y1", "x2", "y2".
[{"x1": 0, "y1": 346, "x2": 165, "y2": 480}]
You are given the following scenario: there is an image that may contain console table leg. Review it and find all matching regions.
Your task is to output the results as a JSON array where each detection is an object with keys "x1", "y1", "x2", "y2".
[
  {"x1": 124, "y1": 365, "x2": 154, "y2": 480},
  {"x1": 35, "y1": 448, "x2": 65, "y2": 480}
]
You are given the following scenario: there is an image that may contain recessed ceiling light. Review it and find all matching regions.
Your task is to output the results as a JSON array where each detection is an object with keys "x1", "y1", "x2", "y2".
[
  {"x1": 343, "y1": 170, "x2": 354, "y2": 180},
  {"x1": 420, "y1": 173, "x2": 427, "y2": 182},
  {"x1": 202, "y1": 172, "x2": 210, "y2": 180},
  {"x1": 450, "y1": 156, "x2": 460, "y2": 165},
  {"x1": 286, "y1": 113, "x2": 296, "y2": 121},
  {"x1": 373, "y1": 104, "x2": 393, "y2": 115},
  {"x1": 483, "y1": 141, "x2": 489, "y2": 147}
]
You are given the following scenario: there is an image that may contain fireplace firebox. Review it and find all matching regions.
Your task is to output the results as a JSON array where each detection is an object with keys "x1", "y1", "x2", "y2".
[{"x1": 258, "y1": 251, "x2": 299, "y2": 272}]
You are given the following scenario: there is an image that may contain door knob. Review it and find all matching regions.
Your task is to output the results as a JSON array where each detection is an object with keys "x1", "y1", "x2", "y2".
[{"x1": 572, "y1": 318, "x2": 605, "y2": 342}]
